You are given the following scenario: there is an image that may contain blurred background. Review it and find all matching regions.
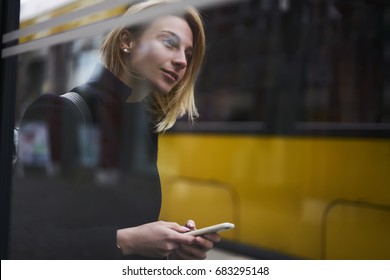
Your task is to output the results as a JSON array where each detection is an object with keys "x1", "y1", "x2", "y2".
[{"x1": 1, "y1": 0, "x2": 390, "y2": 259}]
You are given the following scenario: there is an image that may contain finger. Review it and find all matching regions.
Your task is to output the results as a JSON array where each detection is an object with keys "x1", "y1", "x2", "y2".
[
  {"x1": 166, "y1": 222, "x2": 192, "y2": 233},
  {"x1": 202, "y1": 233, "x2": 222, "y2": 243},
  {"x1": 165, "y1": 229, "x2": 196, "y2": 246},
  {"x1": 176, "y1": 233, "x2": 196, "y2": 246},
  {"x1": 194, "y1": 236, "x2": 214, "y2": 250},
  {"x1": 179, "y1": 244, "x2": 207, "y2": 260},
  {"x1": 164, "y1": 222, "x2": 198, "y2": 245},
  {"x1": 185, "y1": 219, "x2": 196, "y2": 230},
  {"x1": 172, "y1": 249, "x2": 194, "y2": 260}
]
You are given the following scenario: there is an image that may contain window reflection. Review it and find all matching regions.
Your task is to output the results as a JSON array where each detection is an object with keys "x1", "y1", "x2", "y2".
[
  {"x1": 175, "y1": 0, "x2": 390, "y2": 128},
  {"x1": 303, "y1": 0, "x2": 388, "y2": 123}
]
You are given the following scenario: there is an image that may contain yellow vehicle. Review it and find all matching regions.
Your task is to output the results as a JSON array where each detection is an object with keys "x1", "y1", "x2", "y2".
[
  {"x1": 158, "y1": 0, "x2": 390, "y2": 259},
  {"x1": 159, "y1": 133, "x2": 390, "y2": 259}
]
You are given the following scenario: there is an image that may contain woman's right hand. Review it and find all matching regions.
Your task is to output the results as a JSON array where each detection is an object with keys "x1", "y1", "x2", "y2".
[{"x1": 116, "y1": 221, "x2": 195, "y2": 258}]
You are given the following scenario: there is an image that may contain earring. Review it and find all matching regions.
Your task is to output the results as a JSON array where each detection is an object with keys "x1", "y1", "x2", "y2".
[{"x1": 123, "y1": 48, "x2": 130, "y2": 53}]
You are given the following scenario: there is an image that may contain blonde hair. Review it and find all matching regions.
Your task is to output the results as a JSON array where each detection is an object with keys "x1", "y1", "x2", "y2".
[{"x1": 100, "y1": 0, "x2": 206, "y2": 132}]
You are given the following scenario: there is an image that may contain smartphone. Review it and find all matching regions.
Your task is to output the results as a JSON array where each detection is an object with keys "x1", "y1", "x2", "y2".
[{"x1": 184, "y1": 222, "x2": 235, "y2": 236}]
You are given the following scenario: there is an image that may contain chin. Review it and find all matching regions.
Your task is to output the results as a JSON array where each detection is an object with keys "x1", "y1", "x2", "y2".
[{"x1": 153, "y1": 84, "x2": 174, "y2": 95}]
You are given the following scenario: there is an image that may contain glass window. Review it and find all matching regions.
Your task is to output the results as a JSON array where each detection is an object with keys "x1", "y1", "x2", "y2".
[
  {"x1": 301, "y1": 0, "x2": 390, "y2": 124},
  {"x1": 182, "y1": 0, "x2": 268, "y2": 123}
]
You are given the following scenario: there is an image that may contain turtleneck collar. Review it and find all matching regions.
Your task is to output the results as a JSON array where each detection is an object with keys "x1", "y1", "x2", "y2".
[{"x1": 87, "y1": 63, "x2": 132, "y2": 102}]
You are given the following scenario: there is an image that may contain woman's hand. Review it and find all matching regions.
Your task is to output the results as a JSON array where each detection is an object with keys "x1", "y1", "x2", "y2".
[
  {"x1": 169, "y1": 220, "x2": 222, "y2": 260},
  {"x1": 116, "y1": 221, "x2": 195, "y2": 258}
]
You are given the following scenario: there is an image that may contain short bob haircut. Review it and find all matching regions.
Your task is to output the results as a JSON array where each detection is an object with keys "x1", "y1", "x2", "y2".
[{"x1": 100, "y1": 0, "x2": 206, "y2": 132}]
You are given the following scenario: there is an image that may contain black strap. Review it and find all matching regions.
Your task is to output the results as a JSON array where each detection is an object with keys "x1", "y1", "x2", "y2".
[
  {"x1": 13, "y1": 92, "x2": 92, "y2": 169},
  {"x1": 60, "y1": 92, "x2": 92, "y2": 123}
]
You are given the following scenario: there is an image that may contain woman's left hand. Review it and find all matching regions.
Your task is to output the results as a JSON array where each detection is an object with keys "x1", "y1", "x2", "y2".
[{"x1": 169, "y1": 220, "x2": 222, "y2": 260}]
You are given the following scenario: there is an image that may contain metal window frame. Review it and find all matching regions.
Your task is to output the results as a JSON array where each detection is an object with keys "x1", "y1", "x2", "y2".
[{"x1": 0, "y1": 0, "x2": 20, "y2": 260}]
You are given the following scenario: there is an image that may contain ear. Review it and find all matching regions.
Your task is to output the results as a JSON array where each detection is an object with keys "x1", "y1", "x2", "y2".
[{"x1": 119, "y1": 30, "x2": 133, "y2": 51}]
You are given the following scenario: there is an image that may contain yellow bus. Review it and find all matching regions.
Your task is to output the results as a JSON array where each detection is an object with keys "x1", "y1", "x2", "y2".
[
  {"x1": 2, "y1": 0, "x2": 389, "y2": 260},
  {"x1": 158, "y1": 0, "x2": 390, "y2": 259}
]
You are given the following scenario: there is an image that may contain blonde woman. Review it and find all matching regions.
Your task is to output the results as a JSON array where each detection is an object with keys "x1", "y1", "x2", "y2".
[{"x1": 10, "y1": 0, "x2": 220, "y2": 259}]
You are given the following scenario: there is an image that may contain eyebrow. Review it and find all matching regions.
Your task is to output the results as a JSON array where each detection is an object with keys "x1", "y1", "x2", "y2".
[{"x1": 161, "y1": 30, "x2": 193, "y2": 49}]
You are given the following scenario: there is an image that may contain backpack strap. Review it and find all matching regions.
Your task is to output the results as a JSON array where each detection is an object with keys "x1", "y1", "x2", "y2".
[
  {"x1": 60, "y1": 92, "x2": 92, "y2": 123},
  {"x1": 61, "y1": 91, "x2": 97, "y2": 172},
  {"x1": 13, "y1": 92, "x2": 93, "y2": 170},
  {"x1": 13, "y1": 127, "x2": 19, "y2": 166}
]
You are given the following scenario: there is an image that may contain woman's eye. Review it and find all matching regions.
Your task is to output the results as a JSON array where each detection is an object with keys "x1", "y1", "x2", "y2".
[
  {"x1": 185, "y1": 50, "x2": 193, "y2": 61},
  {"x1": 163, "y1": 37, "x2": 176, "y2": 48}
]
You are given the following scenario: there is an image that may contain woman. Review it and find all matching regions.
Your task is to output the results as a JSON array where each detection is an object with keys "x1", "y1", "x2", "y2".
[{"x1": 10, "y1": 0, "x2": 220, "y2": 259}]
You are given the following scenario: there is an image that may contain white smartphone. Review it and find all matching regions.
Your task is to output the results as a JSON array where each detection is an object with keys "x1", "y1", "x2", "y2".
[{"x1": 184, "y1": 222, "x2": 235, "y2": 236}]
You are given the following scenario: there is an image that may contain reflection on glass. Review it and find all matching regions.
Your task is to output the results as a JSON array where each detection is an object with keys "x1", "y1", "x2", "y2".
[
  {"x1": 7, "y1": 0, "x2": 390, "y2": 261},
  {"x1": 17, "y1": 122, "x2": 51, "y2": 168}
]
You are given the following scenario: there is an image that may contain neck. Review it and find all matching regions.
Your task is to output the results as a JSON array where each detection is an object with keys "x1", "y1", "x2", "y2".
[{"x1": 126, "y1": 87, "x2": 150, "y2": 102}]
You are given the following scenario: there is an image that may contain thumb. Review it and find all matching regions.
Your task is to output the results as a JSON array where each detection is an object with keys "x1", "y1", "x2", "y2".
[
  {"x1": 185, "y1": 220, "x2": 196, "y2": 230},
  {"x1": 168, "y1": 222, "x2": 192, "y2": 233}
]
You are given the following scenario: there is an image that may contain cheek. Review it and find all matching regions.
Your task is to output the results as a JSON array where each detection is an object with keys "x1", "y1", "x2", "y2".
[
  {"x1": 130, "y1": 44, "x2": 150, "y2": 68},
  {"x1": 135, "y1": 42, "x2": 165, "y2": 65},
  {"x1": 135, "y1": 42, "x2": 151, "y2": 57}
]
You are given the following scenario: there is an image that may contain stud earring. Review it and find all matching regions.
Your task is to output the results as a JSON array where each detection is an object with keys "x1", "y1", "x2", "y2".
[{"x1": 123, "y1": 48, "x2": 130, "y2": 53}]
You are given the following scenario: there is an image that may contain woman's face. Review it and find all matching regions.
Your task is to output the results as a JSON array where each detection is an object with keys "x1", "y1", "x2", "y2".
[{"x1": 124, "y1": 15, "x2": 194, "y2": 94}]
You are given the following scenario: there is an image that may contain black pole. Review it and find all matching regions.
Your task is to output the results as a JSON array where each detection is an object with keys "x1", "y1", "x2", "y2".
[{"x1": 0, "y1": 0, "x2": 20, "y2": 259}]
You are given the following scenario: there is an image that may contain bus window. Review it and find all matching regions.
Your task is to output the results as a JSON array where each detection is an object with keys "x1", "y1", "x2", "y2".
[
  {"x1": 178, "y1": 1, "x2": 267, "y2": 124},
  {"x1": 301, "y1": 0, "x2": 390, "y2": 125}
]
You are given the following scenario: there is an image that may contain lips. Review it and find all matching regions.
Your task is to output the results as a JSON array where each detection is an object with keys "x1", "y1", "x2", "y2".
[{"x1": 161, "y1": 69, "x2": 178, "y2": 82}]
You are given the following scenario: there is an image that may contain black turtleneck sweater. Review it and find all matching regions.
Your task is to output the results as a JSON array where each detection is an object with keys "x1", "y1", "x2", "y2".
[{"x1": 10, "y1": 64, "x2": 161, "y2": 259}]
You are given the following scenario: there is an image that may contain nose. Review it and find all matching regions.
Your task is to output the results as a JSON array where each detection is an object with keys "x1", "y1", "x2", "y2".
[{"x1": 172, "y1": 50, "x2": 188, "y2": 70}]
